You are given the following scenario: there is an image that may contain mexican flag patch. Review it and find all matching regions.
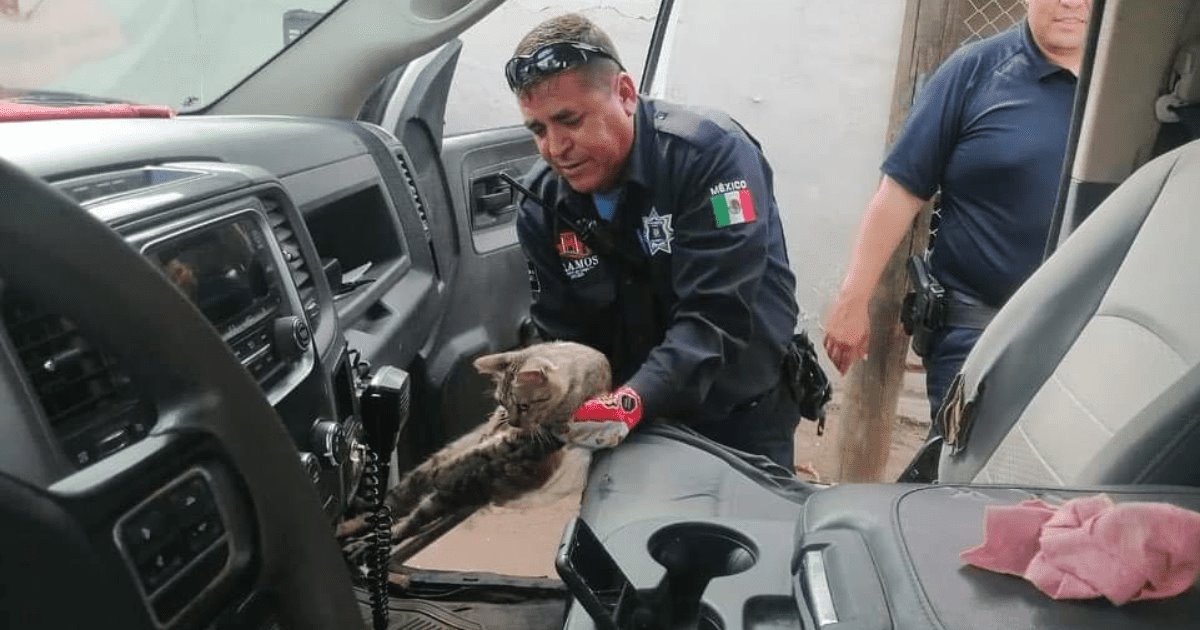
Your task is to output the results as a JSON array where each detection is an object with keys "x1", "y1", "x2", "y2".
[{"x1": 710, "y1": 188, "x2": 757, "y2": 227}]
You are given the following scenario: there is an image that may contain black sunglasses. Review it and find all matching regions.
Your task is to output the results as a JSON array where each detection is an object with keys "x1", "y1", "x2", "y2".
[{"x1": 505, "y1": 41, "x2": 623, "y2": 92}]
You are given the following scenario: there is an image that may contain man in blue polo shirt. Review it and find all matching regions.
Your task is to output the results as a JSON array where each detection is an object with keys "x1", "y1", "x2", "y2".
[{"x1": 824, "y1": 0, "x2": 1093, "y2": 432}]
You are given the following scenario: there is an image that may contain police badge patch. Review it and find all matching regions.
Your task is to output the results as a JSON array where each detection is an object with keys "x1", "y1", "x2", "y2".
[{"x1": 642, "y1": 208, "x2": 674, "y2": 256}]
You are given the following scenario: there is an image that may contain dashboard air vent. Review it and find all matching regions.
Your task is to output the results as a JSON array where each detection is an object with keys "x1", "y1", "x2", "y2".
[
  {"x1": 394, "y1": 152, "x2": 441, "y2": 278},
  {"x1": 1, "y1": 291, "x2": 153, "y2": 468},
  {"x1": 262, "y1": 197, "x2": 321, "y2": 328},
  {"x1": 394, "y1": 152, "x2": 429, "y2": 232}
]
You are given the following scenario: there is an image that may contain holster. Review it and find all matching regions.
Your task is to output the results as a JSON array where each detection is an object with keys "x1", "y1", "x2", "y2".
[
  {"x1": 900, "y1": 255, "x2": 947, "y2": 358},
  {"x1": 783, "y1": 331, "x2": 833, "y2": 435}
]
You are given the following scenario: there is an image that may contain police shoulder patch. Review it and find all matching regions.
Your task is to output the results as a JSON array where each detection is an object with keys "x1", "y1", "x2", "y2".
[{"x1": 708, "y1": 179, "x2": 757, "y2": 227}]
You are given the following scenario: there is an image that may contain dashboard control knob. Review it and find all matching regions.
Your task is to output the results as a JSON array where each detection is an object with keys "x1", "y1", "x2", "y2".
[
  {"x1": 298, "y1": 452, "x2": 321, "y2": 484},
  {"x1": 274, "y1": 315, "x2": 310, "y2": 361},
  {"x1": 309, "y1": 419, "x2": 348, "y2": 467}
]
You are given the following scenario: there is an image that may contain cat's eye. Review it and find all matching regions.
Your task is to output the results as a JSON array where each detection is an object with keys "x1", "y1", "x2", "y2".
[{"x1": 516, "y1": 403, "x2": 531, "y2": 413}]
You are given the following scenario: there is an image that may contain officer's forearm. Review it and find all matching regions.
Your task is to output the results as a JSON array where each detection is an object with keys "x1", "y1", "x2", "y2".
[
  {"x1": 625, "y1": 316, "x2": 737, "y2": 422},
  {"x1": 838, "y1": 175, "x2": 926, "y2": 304}
]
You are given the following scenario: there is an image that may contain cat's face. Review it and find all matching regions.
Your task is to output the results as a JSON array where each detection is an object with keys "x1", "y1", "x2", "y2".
[{"x1": 473, "y1": 342, "x2": 611, "y2": 431}]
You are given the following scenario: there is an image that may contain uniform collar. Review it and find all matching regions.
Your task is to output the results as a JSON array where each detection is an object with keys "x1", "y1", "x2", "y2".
[
  {"x1": 623, "y1": 99, "x2": 654, "y2": 190},
  {"x1": 1020, "y1": 19, "x2": 1071, "y2": 81}
]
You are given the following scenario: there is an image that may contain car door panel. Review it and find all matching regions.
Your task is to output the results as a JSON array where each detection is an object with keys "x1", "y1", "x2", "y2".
[{"x1": 372, "y1": 42, "x2": 539, "y2": 453}]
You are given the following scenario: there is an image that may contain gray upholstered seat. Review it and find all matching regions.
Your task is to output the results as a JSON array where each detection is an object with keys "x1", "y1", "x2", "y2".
[{"x1": 939, "y1": 139, "x2": 1200, "y2": 486}]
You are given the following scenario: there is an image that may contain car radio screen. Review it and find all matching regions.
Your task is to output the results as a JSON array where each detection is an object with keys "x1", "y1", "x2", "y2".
[{"x1": 150, "y1": 219, "x2": 279, "y2": 331}]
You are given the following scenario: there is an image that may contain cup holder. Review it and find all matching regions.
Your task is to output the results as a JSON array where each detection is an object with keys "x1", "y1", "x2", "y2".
[
  {"x1": 649, "y1": 523, "x2": 758, "y2": 578},
  {"x1": 647, "y1": 524, "x2": 756, "y2": 629},
  {"x1": 697, "y1": 604, "x2": 725, "y2": 630}
]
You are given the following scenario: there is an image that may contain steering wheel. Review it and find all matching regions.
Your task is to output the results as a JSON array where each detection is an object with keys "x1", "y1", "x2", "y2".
[{"x1": 0, "y1": 158, "x2": 363, "y2": 628}]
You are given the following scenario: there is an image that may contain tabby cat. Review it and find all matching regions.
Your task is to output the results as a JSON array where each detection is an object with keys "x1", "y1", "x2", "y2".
[{"x1": 340, "y1": 341, "x2": 611, "y2": 563}]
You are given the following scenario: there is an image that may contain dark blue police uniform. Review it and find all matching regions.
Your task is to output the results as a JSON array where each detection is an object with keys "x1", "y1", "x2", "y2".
[
  {"x1": 882, "y1": 20, "x2": 1078, "y2": 428},
  {"x1": 518, "y1": 97, "x2": 802, "y2": 467}
]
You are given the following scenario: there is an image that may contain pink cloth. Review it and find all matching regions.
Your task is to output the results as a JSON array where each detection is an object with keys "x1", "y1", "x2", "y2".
[{"x1": 961, "y1": 494, "x2": 1200, "y2": 605}]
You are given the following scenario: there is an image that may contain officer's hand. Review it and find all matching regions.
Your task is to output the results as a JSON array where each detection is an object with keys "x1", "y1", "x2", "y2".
[
  {"x1": 566, "y1": 386, "x2": 643, "y2": 449},
  {"x1": 823, "y1": 292, "x2": 871, "y2": 374}
]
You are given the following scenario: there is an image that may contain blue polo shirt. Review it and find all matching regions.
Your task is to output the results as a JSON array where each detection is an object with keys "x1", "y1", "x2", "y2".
[{"x1": 882, "y1": 20, "x2": 1078, "y2": 308}]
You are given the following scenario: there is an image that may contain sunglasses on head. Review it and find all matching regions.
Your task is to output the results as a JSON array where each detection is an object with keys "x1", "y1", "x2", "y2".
[{"x1": 505, "y1": 41, "x2": 623, "y2": 92}]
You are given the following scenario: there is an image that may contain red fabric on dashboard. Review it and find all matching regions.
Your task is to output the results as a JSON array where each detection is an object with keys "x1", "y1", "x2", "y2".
[{"x1": 0, "y1": 101, "x2": 174, "y2": 122}]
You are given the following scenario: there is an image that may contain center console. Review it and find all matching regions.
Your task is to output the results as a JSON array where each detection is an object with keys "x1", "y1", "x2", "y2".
[
  {"x1": 561, "y1": 514, "x2": 801, "y2": 630},
  {"x1": 114, "y1": 175, "x2": 387, "y2": 520},
  {"x1": 567, "y1": 426, "x2": 1200, "y2": 630}
]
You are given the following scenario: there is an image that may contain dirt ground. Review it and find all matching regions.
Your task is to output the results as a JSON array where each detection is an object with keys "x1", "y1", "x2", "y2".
[{"x1": 407, "y1": 366, "x2": 932, "y2": 577}]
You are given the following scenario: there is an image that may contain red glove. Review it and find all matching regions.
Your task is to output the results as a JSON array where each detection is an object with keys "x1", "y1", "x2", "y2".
[{"x1": 568, "y1": 386, "x2": 643, "y2": 449}]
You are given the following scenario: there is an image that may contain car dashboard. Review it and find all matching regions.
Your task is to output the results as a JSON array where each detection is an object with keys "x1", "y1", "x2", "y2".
[{"x1": 0, "y1": 114, "x2": 436, "y2": 628}]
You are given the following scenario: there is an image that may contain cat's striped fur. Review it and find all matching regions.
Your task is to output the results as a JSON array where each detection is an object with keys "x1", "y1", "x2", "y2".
[{"x1": 341, "y1": 341, "x2": 610, "y2": 563}]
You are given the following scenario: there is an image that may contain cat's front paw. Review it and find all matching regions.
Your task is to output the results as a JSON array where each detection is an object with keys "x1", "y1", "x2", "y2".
[
  {"x1": 341, "y1": 535, "x2": 375, "y2": 565},
  {"x1": 335, "y1": 514, "x2": 369, "y2": 539}
]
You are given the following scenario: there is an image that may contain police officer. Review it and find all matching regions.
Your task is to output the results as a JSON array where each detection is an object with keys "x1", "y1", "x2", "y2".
[
  {"x1": 824, "y1": 0, "x2": 1092, "y2": 432},
  {"x1": 505, "y1": 13, "x2": 803, "y2": 468}
]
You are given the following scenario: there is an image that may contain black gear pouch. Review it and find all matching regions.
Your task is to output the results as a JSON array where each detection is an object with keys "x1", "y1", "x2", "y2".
[{"x1": 783, "y1": 331, "x2": 833, "y2": 435}]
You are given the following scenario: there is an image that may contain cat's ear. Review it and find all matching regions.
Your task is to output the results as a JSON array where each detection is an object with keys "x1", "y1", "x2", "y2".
[
  {"x1": 515, "y1": 356, "x2": 558, "y2": 387},
  {"x1": 474, "y1": 351, "x2": 517, "y2": 377}
]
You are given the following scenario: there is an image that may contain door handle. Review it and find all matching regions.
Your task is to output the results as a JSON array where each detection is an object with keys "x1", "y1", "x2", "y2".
[
  {"x1": 479, "y1": 187, "x2": 512, "y2": 214},
  {"x1": 472, "y1": 174, "x2": 516, "y2": 218}
]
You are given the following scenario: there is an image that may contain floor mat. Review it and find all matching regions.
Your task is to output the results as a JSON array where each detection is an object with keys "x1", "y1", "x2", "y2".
[{"x1": 355, "y1": 582, "x2": 568, "y2": 630}]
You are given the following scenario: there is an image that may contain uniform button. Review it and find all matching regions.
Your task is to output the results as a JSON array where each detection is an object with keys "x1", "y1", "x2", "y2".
[{"x1": 655, "y1": 112, "x2": 667, "y2": 120}]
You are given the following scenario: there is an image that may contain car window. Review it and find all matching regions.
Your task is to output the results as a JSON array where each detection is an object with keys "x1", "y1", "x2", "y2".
[
  {"x1": 1, "y1": 0, "x2": 344, "y2": 111},
  {"x1": 442, "y1": 0, "x2": 662, "y2": 137}
]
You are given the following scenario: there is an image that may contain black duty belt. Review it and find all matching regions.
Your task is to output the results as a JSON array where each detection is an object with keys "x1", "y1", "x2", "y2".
[
  {"x1": 944, "y1": 301, "x2": 999, "y2": 329},
  {"x1": 944, "y1": 293, "x2": 999, "y2": 330}
]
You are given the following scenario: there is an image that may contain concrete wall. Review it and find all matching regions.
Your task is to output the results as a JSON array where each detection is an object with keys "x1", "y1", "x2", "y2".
[{"x1": 650, "y1": 1, "x2": 906, "y2": 330}]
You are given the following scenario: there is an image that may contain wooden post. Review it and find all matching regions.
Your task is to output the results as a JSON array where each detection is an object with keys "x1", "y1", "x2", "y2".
[{"x1": 835, "y1": 0, "x2": 957, "y2": 483}]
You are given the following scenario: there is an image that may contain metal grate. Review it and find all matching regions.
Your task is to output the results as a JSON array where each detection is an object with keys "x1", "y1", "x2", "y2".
[{"x1": 961, "y1": 0, "x2": 1026, "y2": 45}]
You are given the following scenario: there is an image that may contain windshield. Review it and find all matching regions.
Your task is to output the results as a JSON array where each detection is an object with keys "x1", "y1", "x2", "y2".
[{"x1": 1, "y1": 0, "x2": 344, "y2": 111}]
